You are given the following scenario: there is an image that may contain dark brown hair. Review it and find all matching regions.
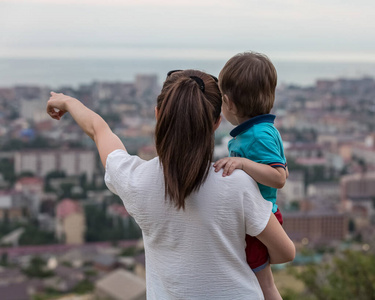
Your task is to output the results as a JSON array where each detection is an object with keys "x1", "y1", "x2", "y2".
[
  {"x1": 155, "y1": 70, "x2": 221, "y2": 210},
  {"x1": 219, "y1": 52, "x2": 277, "y2": 118}
]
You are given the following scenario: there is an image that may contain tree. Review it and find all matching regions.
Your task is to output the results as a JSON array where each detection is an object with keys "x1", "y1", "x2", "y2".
[
  {"x1": 18, "y1": 222, "x2": 57, "y2": 245},
  {"x1": 348, "y1": 219, "x2": 356, "y2": 233},
  {"x1": 44, "y1": 170, "x2": 66, "y2": 192},
  {"x1": 71, "y1": 279, "x2": 94, "y2": 294},
  {"x1": 289, "y1": 250, "x2": 375, "y2": 300},
  {"x1": 2, "y1": 139, "x2": 24, "y2": 151},
  {"x1": 17, "y1": 171, "x2": 35, "y2": 179},
  {"x1": 0, "y1": 158, "x2": 15, "y2": 183},
  {"x1": 59, "y1": 182, "x2": 74, "y2": 199},
  {"x1": 22, "y1": 256, "x2": 54, "y2": 278},
  {"x1": 0, "y1": 253, "x2": 8, "y2": 266},
  {"x1": 84, "y1": 203, "x2": 141, "y2": 242}
]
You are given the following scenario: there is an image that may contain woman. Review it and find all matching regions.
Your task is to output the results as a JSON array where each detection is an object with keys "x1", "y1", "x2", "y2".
[{"x1": 47, "y1": 69, "x2": 295, "y2": 299}]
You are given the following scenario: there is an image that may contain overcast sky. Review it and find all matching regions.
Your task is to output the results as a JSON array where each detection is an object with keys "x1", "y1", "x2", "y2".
[{"x1": 1, "y1": 0, "x2": 374, "y2": 61}]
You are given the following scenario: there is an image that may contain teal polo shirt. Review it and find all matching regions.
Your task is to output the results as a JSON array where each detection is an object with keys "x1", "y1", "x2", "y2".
[{"x1": 228, "y1": 114, "x2": 286, "y2": 213}]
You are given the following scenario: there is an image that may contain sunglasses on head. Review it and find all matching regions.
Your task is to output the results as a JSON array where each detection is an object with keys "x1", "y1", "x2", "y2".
[{"x1": 167, "y1": 70, "x2": 218, "y2": 83}]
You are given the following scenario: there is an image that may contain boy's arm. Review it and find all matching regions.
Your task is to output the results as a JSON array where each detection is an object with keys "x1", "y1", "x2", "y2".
[{"x1": 213, "y1": 157, "x2": 287, "y2": 189}]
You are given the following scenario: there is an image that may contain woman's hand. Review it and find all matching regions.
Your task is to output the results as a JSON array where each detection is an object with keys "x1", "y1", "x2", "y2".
[{"x1": 46, "y1": 92, "x2": 74, "y2": 120}]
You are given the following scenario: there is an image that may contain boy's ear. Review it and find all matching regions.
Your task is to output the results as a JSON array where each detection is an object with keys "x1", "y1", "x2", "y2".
[
  {"x1": 222, "y1": 94, "x2": 229, "y2": 105},
  {"x1": 155, "y1": 106, "x2": 159, "y2": 120},
  {"x1": 223, "y1": 95, "x2": 237, "y2": 114}
]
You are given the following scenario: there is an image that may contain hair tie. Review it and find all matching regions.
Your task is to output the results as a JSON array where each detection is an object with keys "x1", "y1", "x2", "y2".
[{"x1": 190, "y1": 76, "x2": 205, "y2": 93}]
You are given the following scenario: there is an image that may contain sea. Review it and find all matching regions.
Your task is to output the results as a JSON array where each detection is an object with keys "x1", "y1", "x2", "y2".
[{"x1": 1, "y1": 57, "x2": 375, "y2": 89}]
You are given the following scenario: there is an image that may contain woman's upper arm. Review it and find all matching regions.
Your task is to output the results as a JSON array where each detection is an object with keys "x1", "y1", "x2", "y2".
[
  {"x1": 256, "y1": 213, "x2": 295, "y2": 264},
  {"x1": 94, "y1": 124, "x2": 126, "y2": 168}
]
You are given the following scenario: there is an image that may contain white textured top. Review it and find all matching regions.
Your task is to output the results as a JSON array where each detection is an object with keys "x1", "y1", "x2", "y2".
[{"x1": 105, "y1": 150, "x2": 272, "y2": 300}]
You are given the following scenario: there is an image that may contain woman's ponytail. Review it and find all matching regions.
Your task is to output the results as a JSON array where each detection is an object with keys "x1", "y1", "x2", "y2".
[{"x1": 155, "y1": 70, "x2": 221, "y2": 210}]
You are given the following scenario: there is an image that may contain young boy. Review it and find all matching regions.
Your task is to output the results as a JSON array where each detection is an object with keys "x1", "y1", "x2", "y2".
[{"x1": 214, "y1": 52, "x2": 288, "y2": 300}]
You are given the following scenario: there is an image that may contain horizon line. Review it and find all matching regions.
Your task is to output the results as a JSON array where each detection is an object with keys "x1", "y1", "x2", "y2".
[{"x1": 1, "y1": 47, "x2": 375, "y2": 63}]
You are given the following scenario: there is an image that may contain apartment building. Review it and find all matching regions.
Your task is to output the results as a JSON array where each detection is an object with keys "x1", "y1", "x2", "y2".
[
  {"x1": 283, "y1": 211, "x2": 348, "y2": 244},
  {"x1": 14, "y1": 149, "x2": 96, "y2": 180}
]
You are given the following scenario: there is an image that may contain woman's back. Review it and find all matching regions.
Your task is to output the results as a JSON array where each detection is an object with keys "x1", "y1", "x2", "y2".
[
  {"x1": 47, "y1": 69, "x2": 294, "y2": 300},
  {"x1": 105, "y1": 150, "x2": 272, "y2": 299}
]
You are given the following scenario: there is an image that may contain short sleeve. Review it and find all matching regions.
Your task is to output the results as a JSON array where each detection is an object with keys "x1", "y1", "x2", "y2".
[
  {"x1": 104, "y1": 149, "x2": 146, "y2": 214},
  {"x1": 243, "y1": 177, "x2": 273, "y2": 236},
  {"x1": 248, "y1": 132, "x2": 285, "y2": 168}
]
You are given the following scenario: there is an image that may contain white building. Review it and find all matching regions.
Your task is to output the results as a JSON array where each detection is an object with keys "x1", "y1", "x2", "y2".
[
  {"x1": 14, "y1": 149, "x2": 96, "y2": 181},
  {"x1": 307, "y1": 181, "x2": 340, "y2": 199},
  {"x1": 55, "y1": 198, "x2": 86, "y2": 245},
  {"x1": 278, "y1": 171, "x2": 305, "y2": 206},
  {"x1": 20, "y1": 98, "x2": 50, "y2": 122},
  {"x1": 135, "y1": 74, "x2": 159, "y2": 98}
]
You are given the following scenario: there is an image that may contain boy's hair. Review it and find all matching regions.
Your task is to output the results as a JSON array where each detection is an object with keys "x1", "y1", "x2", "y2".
[{"x1": 219, "y1": 52, "x2": 277, "y2": 118}]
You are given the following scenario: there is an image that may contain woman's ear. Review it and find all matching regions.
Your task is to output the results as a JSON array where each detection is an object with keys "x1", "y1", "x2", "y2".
[
  {"x1": 213, "y1": 116, "x2": 222, "y2": 131},
  {"x1": 155, "y1": 107, "x2": 159, "y2": 120}
]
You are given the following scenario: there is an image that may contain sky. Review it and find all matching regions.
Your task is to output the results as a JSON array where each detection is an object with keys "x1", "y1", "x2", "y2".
[{"x1": 1, "y1": 0, "x2": 375, "y2": 61}]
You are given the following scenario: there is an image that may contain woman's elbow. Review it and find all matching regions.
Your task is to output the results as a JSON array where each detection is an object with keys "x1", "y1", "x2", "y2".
[
  {"x1": 286, "y1": 242, "x2": 296, "y2": 262},
  {"x1": 283, "y1": 240, "x2": 296, "y2": 262},
  {"x1": 273, "y1": 240, "x2": 296, "y2": 264}
]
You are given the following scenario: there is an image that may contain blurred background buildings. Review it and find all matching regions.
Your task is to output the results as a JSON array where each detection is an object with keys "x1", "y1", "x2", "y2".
[{"x1": 1, "y1": 0, "x2": 375, "y2": 299}]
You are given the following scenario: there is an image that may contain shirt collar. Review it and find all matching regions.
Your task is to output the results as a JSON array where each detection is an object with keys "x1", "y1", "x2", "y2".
[{"x1": 230, "y1": 114, "x2": 276, "y2": 137}]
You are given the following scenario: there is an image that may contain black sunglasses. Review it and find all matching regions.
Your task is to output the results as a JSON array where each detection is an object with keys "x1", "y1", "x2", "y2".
[{"x1": 167, "y1": 70, "x2": 218, "y2": 83}]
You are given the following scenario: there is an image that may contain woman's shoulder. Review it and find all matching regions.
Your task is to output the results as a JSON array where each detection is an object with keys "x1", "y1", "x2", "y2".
[
  {"x1": 105, "y1": 150, "x2": 161, "y2": 191},
  {"x1": 106, "y1": 149, "x2": 159, "y2": 169},
  {"x1": 207, "y1": 164, "x2": 260, "y2": 195}
]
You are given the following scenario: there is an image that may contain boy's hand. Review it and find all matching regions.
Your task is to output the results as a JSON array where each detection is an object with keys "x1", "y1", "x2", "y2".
[
  {"x1": 46, "y1": 92, "x2": 74, "y2": 120},
  {"x1": 213, "y1": 157, "x2": 244, "y2": 177}
]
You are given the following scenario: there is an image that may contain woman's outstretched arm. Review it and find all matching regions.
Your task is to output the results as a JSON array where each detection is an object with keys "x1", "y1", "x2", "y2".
[{"x1": 46, "y1": 92, "x2": 126, "y2": 167}]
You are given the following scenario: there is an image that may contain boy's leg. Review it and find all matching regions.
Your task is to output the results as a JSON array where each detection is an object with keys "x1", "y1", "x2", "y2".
[
  {"x1": 246, "y1": 235, "x2": 281, "y2": 300},
  {"x1": 246, "y1": 210, "x2": 284, "y2": 299},
  {"x1": 254, "y1": 264, "x2": 282, "y2": 300}
]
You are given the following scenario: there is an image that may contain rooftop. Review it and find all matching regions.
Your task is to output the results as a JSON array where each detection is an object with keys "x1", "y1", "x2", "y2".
[
  {"x1": 56, "y1": 198, "x2": 83, "y2": 219},
  {"x1": 96, "y1": 269, "x2": 146, "y2": 300}
]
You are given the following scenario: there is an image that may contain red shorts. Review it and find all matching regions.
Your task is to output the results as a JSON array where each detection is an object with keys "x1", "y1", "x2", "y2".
[{"x1": 245, "y1": 209, "x2": 283, "y2": 272}]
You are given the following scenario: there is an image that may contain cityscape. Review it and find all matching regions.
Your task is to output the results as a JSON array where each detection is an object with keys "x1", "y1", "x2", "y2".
[{"x1": 1, "y1": 74, "x2": 375, "y2": 299}]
